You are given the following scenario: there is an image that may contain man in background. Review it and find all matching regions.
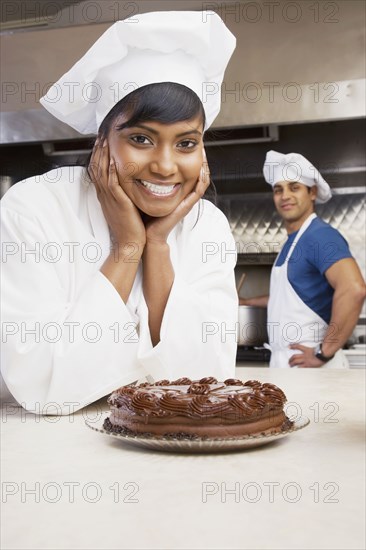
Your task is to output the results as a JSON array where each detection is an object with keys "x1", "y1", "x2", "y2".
[{"x1": 240, "y1": 151, "x2": 366, "y2": 368}]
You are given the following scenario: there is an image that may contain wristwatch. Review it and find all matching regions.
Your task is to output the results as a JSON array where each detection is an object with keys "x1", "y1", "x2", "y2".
[{"x1": 314, "y1": 343, "x2": 335, "y2": 363}]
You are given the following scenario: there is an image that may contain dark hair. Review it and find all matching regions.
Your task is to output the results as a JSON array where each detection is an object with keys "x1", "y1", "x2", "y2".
[{"x1": 99, "y1": 82, "x2": 206, "y2": 137}]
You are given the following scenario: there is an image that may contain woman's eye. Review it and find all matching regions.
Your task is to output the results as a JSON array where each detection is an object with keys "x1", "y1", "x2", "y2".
[
  {"x1": 178, "y1": 140, "x2": 197, "y2": 149},
  {"x1": 130, "y1": 135, "x2": 152, "y2": 145}
]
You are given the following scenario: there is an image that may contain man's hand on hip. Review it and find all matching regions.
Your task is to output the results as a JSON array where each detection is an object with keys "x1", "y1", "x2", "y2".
[{"x1": 288, "y1": 344, "x2": 325, "y2": 368}]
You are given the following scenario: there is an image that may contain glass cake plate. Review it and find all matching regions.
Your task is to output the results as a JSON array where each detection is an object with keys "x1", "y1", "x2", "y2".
[{"x1": 85, "y1": 415, "x2": 310, "y2": 453}]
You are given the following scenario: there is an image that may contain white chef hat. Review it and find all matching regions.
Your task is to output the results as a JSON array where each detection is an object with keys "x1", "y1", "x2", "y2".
[
  {"x1": 40, "y1": 11, "x2": 236, "y2": 134},
  {"x1": 263, "y1": 150, "x2": 332, "y2": 203}
]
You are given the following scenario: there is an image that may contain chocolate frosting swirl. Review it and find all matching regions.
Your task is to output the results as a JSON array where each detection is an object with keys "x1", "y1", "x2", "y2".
[
  {"x1": 118, "y1": 386, "x2": 136, "y2": 395},
  {"x1": 259, "y1": 383, "x2": 286, "y2": 406},
  {"x1": 187, "y1": 383, "x2": 210, "y2": 395},
  {"x1": 243, "y1": 380, "x2": 262, "y2": 389},
  {"x1": 224, "y1": 378, "x2": 244, "y2": 386},
  {"x1": 158, "y1": 392, "x2": 190, "y2": 415},
  {"x1": 199, "y1": 377, "x2": 218, "y2": 384},
  {"x1": 170, "y1": 377, "x2": 192, "y2": 385},
  {"x1": 154, "y1": 379, "x2": 170, "y2": 386},
  {"x1": 108, "y1": 385, "x2": 135, "y2": 408},
  {"x1": 131, "y1": 391, "x2": 160, "y2": 414},
  {"x1": 246, "y1": 393, "x2": 268, "y2": 409},
  {"x1": 228, "y1": 394, "x2": 258, "y2": 414}
]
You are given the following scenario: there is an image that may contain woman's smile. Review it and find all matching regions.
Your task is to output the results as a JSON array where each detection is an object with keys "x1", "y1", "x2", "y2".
[{"x1": 135, "y1": 179, "x2": 181, "y2": 198}]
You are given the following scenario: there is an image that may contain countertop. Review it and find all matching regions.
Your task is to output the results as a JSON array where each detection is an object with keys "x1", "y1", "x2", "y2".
[{"x1": 1, "y1": 367, "x2": 365, "y2": 550}]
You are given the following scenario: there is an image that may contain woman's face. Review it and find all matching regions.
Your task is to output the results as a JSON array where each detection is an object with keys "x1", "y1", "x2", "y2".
[{"x1": 107, "y1": 115, "x2": 204, "y2": 217}]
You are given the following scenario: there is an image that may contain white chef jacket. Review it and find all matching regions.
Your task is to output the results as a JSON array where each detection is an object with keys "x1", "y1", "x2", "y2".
[{"x1": 0, "y1": 166, "x2": 238, "y2": 414}]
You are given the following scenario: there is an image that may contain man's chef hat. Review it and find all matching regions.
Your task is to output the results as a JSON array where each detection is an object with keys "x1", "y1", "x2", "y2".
[
  {"x1": 40, "y1": 11, "x2": 236, "y2": 134},
  {"x1": 263, "y1": 150, "x2": 332, "y2": 203}
]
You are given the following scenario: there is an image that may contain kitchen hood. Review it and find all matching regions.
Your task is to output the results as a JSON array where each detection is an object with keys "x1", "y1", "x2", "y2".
[{"x1": 1, "y1": 0, "x2": 365, "y2": 143}]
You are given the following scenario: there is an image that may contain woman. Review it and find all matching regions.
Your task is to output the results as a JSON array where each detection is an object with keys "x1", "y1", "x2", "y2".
[{"x1": 1, "y1": 11, "x2": 238, "y2": 414}]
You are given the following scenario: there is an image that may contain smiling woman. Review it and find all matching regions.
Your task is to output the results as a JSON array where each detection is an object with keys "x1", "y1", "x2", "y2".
[
  {"x1": 0, "y1": 11, "x2": 238, "y2": 414},
  {"x1": 87, "y1": 83, "x2": 211, "y2": 345}
]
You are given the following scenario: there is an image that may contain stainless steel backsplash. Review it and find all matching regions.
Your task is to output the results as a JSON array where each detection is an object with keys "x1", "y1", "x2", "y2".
[{"x1": 218, "y1": 191, "x2": 366, "y2": 315}]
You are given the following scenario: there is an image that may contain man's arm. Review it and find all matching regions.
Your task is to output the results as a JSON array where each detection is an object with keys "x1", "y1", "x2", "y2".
[
  {"x1": 321, "y1": 258, "x2": 366, "y2": 356},
  {"x1": 239, "y1": 296, "x2": 269, "y2": 308},
  {"x1": 290, "y1": 258, "x2": 366, "y2": 367}
]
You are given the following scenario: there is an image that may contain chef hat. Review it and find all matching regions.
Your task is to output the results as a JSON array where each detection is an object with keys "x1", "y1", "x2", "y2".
[
  {"x1": 263, "y1": 150, "x2": 332, "y2": 203},
  {"x1": 40, "y1": 11, "x2": 236, "y2": 134}
]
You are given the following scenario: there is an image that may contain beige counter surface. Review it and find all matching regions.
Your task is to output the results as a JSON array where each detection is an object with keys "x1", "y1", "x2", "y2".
[{"x1": 1, "y1": 367, "x2": 365, "y2": 550}]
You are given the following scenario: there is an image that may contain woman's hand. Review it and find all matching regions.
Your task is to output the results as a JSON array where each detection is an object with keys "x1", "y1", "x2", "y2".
[
  {"x1": 88, "y1": 138, "x2": 146, "y2": 251},
  {"x1": 144, "y1": 148, "x2": 211, "y2": 244}
]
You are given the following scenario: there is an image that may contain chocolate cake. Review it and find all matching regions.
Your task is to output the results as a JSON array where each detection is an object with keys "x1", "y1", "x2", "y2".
[{"x1": 103, "y1": 377, "x2": 293, "y2": 439}]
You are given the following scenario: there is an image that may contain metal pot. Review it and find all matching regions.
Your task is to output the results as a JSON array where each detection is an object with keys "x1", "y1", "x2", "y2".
[
  {"x1": 0, "y1": 176, "x2": 14, "y2": 198},
  {"x1": 237, "y1": 306, "x2": 268, "y2": 346}
]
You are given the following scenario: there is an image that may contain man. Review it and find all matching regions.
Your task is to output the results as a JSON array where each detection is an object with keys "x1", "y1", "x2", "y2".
[{"x1": 240, "y1": 150, "x2": 366, "y2": 368}]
